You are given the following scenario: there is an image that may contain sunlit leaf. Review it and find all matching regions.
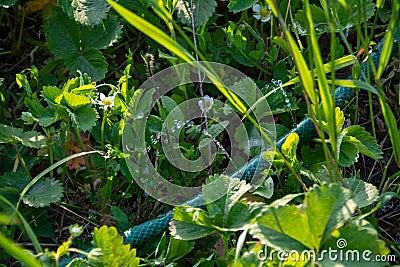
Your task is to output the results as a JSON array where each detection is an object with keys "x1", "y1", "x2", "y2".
[
  {"x1": 338, "y1": 136, "x2": 360, "y2": 167},
  {"x1": 250, "y1": 183, "x2": 357, "y2": 251},
  {"x1": 343, "y1": 178, "x2": 379, "y2": 208},
  {"x1": 170, "y1": 207, "x2": 216, "y2": 240},
  {"x1": 72, "y1": 0, "x2": 109, "y2": 26},
  {"x1": 92, "y1": 226, "x2": 140, "y2": 266},
  {"x1": 320, "y1": 219, "x2": 390, "y2": 266},
  {"x1": 64, "y1": 92, "x2": 91, "y2": 110},
  {"x1": 344, "y1": 125, "x2": 383, "y2": 160}
]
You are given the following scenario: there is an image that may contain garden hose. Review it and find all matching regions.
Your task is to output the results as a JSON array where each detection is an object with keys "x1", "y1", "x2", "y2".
[{"x1": 123, "y1": 24, "x2": 399, "y2": 248}]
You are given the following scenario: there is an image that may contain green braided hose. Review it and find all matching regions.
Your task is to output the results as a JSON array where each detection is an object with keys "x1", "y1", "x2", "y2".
[{"x1": 123, "y1": 26, "x2": 399, "y2": 248}]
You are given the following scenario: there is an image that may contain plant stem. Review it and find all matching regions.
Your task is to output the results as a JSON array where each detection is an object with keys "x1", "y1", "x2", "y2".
[
  {"x1": 16, "y1": 7, "x2": 26, "y2": 53},
  {"x1": 75, "y1": 127, "x2": 90, "y2": 168},
  {"x1": 44, "y1": 128, "x2": 54, "y2": 178},
  {"x1": 12, "y1": 142, "x2": 32, "y2": 179},
  {"x1": 101, "y1": 109, "x2": 108, "y2": 176},
  {"x1": 62, "y1": 121, "x2": 71, "y2": 184},
  {"x1": 222, "y1": 233, "x2": 229, "y2": 259}
]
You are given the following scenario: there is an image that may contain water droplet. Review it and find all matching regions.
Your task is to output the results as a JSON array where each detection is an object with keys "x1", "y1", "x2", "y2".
[{"x1": 134, "y1": 111, "x2": 144, "y2": 119}]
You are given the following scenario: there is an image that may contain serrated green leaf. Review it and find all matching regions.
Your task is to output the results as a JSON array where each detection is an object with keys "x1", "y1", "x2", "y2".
[
  {"x1": 46, "y1": 12, "x2": 80, "y2": 58},
  {"x1": 249, "y1": 183, "x2": 357, "y2": 251},
  {"x1": 0, "y1": 124, "x2": 46, "y2": 148},
  {"x1": 225, "y1": 200, "x2": 253, "y2": 229},
  {"x1": 343, "y1": 178, "x2": 379, "y2": 208},
  {"x1": 46, "y1": 11, "x2": 121, "y2": 82},
  {"x1": 338, "y1": 136, "x2": 360, "y2": 167},
  {"x1": 176, "y1": 0, "x2": 217, "y2": 27},
  {"x1": 0, "y1": 124, "x2": 22, "y2": 140},
  {"x1": 92, "y1": 225, "x2": 140, "y2": 267},
  {"x1": 321, "y1": 219, "x2": 389, "y2": 266},
  {"x1": 334, "y1": 107, "x2": 345, "y2": 133},
  {"x1": 165, "y1": 237, "x2": 194, "y2": 263},
  {"x1": 281, "y1": 132, "x2": 299, "y2": 163},
  {"x1": 338, "y1": 125, "x2": 383, "y2": 167},
  {"x1": 64, "y1": 92, "x2": 91, "y2": 110},
  {"x1": 253, "y1": 176, "x2": 274, "y2": 199},
  {"x1": 22, "y1": 178, "x2": 64, "y2": 208},
  {"x1": 81, "y1": 16, "x2": 122, "y2": 50},
  {"x1": 71, "y1": 84, "x2": 96, "y2": 95},
  {"x1": 42, "y1": 86, "x2": 63, "y2": 105},
  {"x1": 345, "y1": 125, "x2": 383, "y2": 160},
  {"x1": 16, "y1": 73, "x2": 32, "y2": 95},
  {"x1": 171, "y1": 207, "x2": 216, "y2": 240},
  {"x1": 58, "y1": 0, "x2": 75, "y2": 19},
  {"x1": 0, "y1": 187, "x2": 21, "y2": 205},
  {"x1": 65, "y1": 49, "x2": 108, "y2": 81},
  {"x1": 203, "y1": 175, "x2": 251, "y2": 225},
  {"x1": 0, "y1": 123, "x2": 23, "y2": 141},
  {"x1": 69, "y1": 107, "x2": 98, "y2": 132},
  {"x1": 20, "y1": 131, "x2": 47, "y2": 148},
  {"x1": 227, "y1": 0, "x2": 257, "y2": 13},
  {"x1": 71, "y1": 0, "x2": 109, "y2": 26},
  {"x1": 38, "y1": 109, "x2": 58, "y2": 127},
  {"x1": 63, "y1": 77, "x2": 80, "y2": 92},
  {"x1": 0, "y1": 172, "x2": 29, "y2": 191}
]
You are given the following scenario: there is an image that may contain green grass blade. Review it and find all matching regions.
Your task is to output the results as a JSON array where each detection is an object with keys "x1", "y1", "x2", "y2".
[
  {"x1": 326, "y1": 79, "x2": 379, "y2": 95},
  {"x1": 0, "y1": 232, "x2": 42, "y2": 267},
  {"x1": 376, "y1": 5, "x2": 399, "y2": 78},
  {"x1": 0, "y1": 195, "x2": 42, "y2": 253},
  {"x1": 379, "y1": 99, "x2": 400, "y2": 167},
  {"x1": 284, "y1": 29, "x2": 317, "y2": 104},
  {"x1": 264, "y1": 0, "x2": 316, "y2": 104},
  {"x1": 108, "y1": 1, "x2": 194, "y2": 63},
  {"x1": 304, "y1": 0, "x2": 336, "y2": 155},
  {"x1": 283, "y1": 55, "x2": 357, "y2": 87},
  {"x1": 376, "y1": 4, "x2": 400, "y2": 166}
]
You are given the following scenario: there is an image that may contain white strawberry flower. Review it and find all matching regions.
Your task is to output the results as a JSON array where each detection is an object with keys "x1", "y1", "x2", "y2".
[
  {"x1": 253, "y1": 3, "x2": 271, "y2": 23},
  {"x1": 198, "y1": 95, "x2": 214, "y2": 113},
  {"x1": 98, "y1": 91, "x2": 118, "y2": 109}
]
